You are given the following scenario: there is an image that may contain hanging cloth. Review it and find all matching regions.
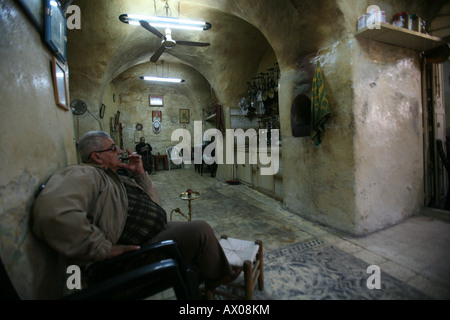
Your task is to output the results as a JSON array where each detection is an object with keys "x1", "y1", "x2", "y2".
[{"x1": 310, "y1": 61, "x2": 331, "y2": 147}]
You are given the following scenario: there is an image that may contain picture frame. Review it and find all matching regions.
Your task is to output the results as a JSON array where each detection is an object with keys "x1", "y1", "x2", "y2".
[
  {"x1": 179, "y1": 109, "x2": 190, "y2": 124},
  {"x1": 149, "y1": 95, "x2": 163, "y2": 106},
  {"x1": 152, "y1": 110, "x2": 162, "y2": 122},
  {"x1": 51, "y1": 56, "x2": 69, "y2": 111},
  {"x1": 99, "y1": 104, "x2": 106, "y2": 119},
  {"x1": 17, "y1": 0, "x2": 44, "y2": 31},
  {"x1": 44, "y1": 0, "x2": 67, "y2": 63}
]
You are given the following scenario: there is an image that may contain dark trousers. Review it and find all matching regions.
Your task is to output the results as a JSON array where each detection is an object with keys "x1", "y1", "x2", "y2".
[
  {"x1": 142, "y1": 155, "x2": 154, "y2": 173},
  {"x1": 151, "y1": 220, "x2": 232, "y2": 281}
]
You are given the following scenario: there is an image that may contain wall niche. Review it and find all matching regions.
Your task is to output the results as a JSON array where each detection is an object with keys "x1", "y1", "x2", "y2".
[{"x1": 291, "y1": 94, "x2": 311, "y2": 137}]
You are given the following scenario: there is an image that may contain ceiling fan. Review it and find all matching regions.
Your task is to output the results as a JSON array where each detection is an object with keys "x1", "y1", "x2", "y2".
[{"x1": 139, "y1": 20, "x2": 210, "y2": 63}]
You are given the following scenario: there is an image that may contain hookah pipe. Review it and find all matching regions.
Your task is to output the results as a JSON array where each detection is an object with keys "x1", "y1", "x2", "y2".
[
  {"x1": 170, "y1": 208, "x2": 190, "y2": 221},
  {"x1": 170, "y1": 189, "x2": 198, "y2": 222}
]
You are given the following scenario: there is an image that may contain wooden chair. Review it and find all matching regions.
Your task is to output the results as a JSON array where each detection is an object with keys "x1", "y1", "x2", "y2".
[{"x1": 205, "y1": 235, "x2": 264, "y2": 300}]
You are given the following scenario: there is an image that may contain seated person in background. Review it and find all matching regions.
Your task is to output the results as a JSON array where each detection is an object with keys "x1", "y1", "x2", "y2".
[
  {"x1": 135, "y1": 137, "x2": 154, "y2": 174},
  {"x1": 32, "y1": 131, "x2": 240, "y2": 292}
]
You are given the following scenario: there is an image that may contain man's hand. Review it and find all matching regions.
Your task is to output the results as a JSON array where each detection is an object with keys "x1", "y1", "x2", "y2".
[
  {"x1": 121, "y1": 148, "x2": 145, "y2": 175},
  {"x1": 108, "y1": 244, "x2": 141, "y2": 259}
]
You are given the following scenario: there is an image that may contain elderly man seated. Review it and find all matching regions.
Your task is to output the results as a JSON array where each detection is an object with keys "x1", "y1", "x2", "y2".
[{"x1": 32, "y1": 131, "x2": 241, "y2": 293}]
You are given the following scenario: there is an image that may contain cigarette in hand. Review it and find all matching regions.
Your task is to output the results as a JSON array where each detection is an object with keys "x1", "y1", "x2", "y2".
[{"x1": 121, "y1": 152, "x2": 139, "y2": 161}]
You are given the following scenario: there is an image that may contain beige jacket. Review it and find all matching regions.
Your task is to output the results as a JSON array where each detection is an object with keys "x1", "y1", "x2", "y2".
[{"x1": 32, "y1": 164, "x2": 159, "y2": 266}]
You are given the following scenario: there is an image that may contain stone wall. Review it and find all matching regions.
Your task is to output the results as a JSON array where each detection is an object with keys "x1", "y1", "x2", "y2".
[
  {"x1": 281, "y1": 38, "x2": 358, "y2": 234},
  {"x1": 112, "y1": 61, "x2": 213, "y2": 157},
  {"x1": 280, "y1": 5, "x2": 426, "y2": 235},
  {"x1": 352, "y1": 39, "x2": 423, "y2": 234},
  {"x1": 0, "y1": 0, "x2": 77, "y2": 299}
]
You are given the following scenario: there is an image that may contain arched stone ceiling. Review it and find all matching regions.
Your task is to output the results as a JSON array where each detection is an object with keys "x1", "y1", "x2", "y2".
[
  {"x1": 67, "y1": 0, "x2": 275, "y2": 105},
  {"x1": 66, "y1": 0, "x2": 449, "y2": 109},
  {"x1": 106, "y1": 4, "x2": 273, "y2": 100}
]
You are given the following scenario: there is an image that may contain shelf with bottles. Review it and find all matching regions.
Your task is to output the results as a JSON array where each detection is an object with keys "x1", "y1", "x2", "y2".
[{"x1": 355, "y1": 22, "x2": 445, "y2": 51}]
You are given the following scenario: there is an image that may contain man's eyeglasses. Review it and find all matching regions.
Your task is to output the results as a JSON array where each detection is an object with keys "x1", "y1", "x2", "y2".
[{"x1": 88, "y1": 145, "x2": 118, "y2": 160}]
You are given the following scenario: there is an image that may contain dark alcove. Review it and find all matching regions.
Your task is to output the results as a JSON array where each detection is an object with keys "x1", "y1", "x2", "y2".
[{"x1": 291, "y1": 94, "x2": 311, "y2": 137}]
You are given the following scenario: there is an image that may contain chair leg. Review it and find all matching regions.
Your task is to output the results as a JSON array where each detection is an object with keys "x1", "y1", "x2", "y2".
[
  {"x1": 243, "y1": 260, "x2": 253, "y2": 300},
  {"x1": 215, "y1": 235, "x2": 263, "y2": 300},
  {"x1": 256, "y1": 240, "x2": 264, "y2": 290}
]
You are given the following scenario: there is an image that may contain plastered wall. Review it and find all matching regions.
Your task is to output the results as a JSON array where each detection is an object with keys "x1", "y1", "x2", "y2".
[
  {"x1": 112, "y1": 61, "x2": 213, "y2": 157},
  {"x1": 281, "y1": 36, "x2": 424, "y2": 235},
  {"x1": 0, "y1": 0, "x2": 77, "y2": 298},
  {"x1": 352, "y1": 40, "x2": 424, "y2": 234}
]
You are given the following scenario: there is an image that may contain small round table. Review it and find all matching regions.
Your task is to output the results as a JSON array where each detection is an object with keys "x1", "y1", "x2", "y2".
[{"x1": 170, "y1": 191, "x2": 200, "y2": 222}]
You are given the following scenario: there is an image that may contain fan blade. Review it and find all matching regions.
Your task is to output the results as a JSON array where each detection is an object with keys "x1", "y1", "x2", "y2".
[
  {"x1": 176, "y1": 40, "x2": 210, "y2": 47},
  {"x1": 150, "y1": 45, "x2": 167, "y2": 63},
  {"x1": 139, "y1": 20, "x2": 165, "y2": 39}
]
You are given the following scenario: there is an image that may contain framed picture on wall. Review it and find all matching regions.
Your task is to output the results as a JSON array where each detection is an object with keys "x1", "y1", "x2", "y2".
[
  {"x1": 99, "y1": 103, "x2": 106, "y2": 118},
  {"x1": 152, "y1": 110, "x2": 162, "y2": 122},
  {"x1": 51, "y1": 56, "x2": 69, "y2": 111},
  {"x1": 179, "y1": 109, "x2": 190, "y2": 123},
  {"x1": 149, "y1": 95, "x2": 163, "y2": 106},
  {"x1": 44, "y1": 0, "x2": 67, "y2": 63}
]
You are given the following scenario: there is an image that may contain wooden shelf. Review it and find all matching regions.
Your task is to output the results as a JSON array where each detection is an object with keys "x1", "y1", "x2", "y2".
[{"x1": 355, "y1": 22, "x2": 445, "y2": 51}]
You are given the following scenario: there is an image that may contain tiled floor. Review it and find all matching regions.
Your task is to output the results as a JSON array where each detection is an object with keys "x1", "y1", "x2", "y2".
[{"x1": 150, "y1": 167, "x2": 450, "y2": 300}]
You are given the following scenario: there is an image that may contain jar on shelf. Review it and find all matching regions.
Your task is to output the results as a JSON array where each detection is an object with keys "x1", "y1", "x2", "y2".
[
  {"x1": 408, "y1": 14, "x2": 426, "y2": 33},
  {"x1": 392, "y1": 12, "x2": 408, "y2": 28}
]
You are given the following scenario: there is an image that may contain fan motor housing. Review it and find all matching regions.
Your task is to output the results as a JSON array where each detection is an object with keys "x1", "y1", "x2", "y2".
[{"x1": 164, "y1": 39, "x2": 176, "y2": 48}]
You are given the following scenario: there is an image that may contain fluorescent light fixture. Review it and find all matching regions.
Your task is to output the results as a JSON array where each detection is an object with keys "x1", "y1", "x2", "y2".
[
  {"x1": 119, "y1": 14, "x2": 212, "y2": 31},
  {"x1": 141, "y1": 76, "x2": 185, "y2": 83}
]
